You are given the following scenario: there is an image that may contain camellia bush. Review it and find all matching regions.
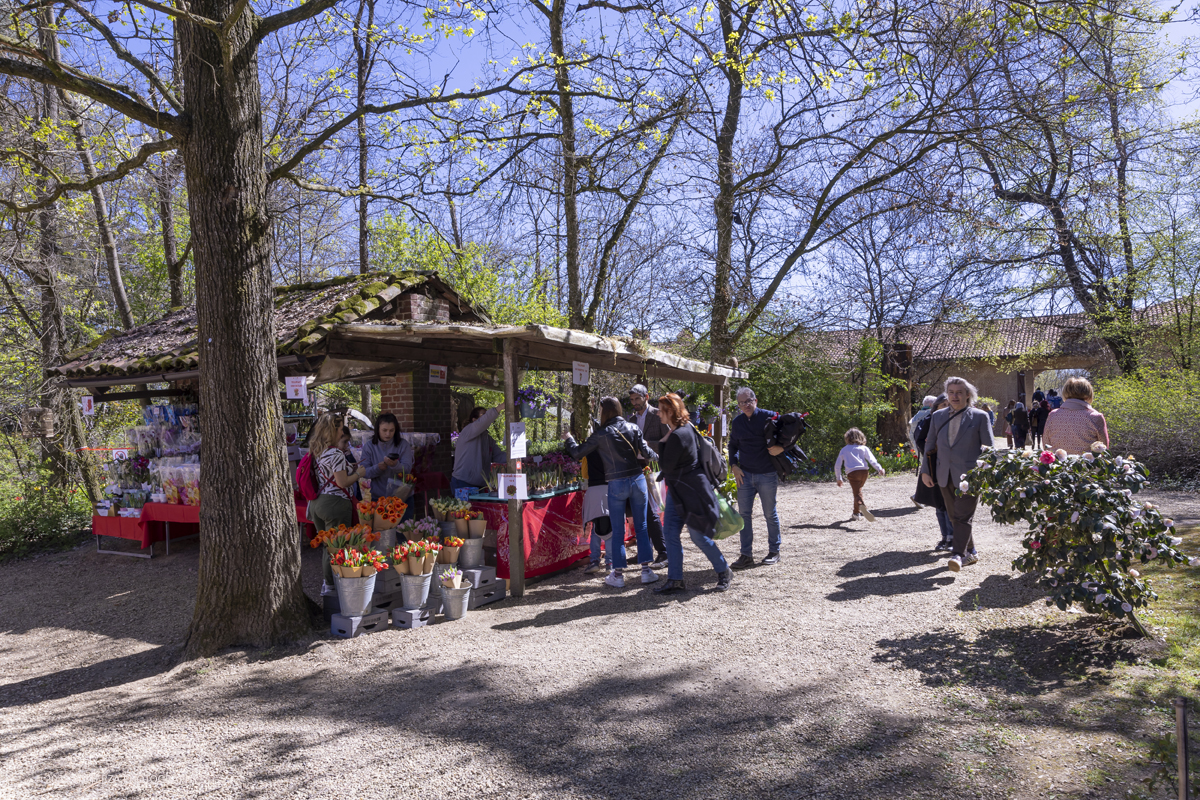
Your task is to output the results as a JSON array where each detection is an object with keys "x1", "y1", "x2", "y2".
[{"x1": 963, "y1": 443, "x2": 1192, "y2": 636}]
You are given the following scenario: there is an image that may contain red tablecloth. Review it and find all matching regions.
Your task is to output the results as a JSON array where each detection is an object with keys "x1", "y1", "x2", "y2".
[
  {"x1": 472, "y1": 491, "x2": 588, "y2": 579},
  {"x1": 94, "y1": 502, "x2": 312, "y2": 549}
]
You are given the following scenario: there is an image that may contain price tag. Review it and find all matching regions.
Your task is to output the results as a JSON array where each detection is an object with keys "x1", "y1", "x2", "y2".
[
  {"x1": 499, "y1": 473, "x2": 528, "y2": 500},
  {"x1": 509, "y1": 421, "x2": 527, "y2": 459},
  {"x1": 572, "y1": 361, "x2": 590, "y2": 386},
  {"x1": 429, "y1": 364, "x2": 448, "y2": 384},
  {"x1": 81, "y1": 396, "x2": 94, "y2": 416},
  {"x1": 285, "y1": 376, "x2": 309, "y2": 405}
]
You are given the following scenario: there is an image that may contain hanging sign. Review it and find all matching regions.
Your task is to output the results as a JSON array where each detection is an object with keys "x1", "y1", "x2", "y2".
[
  {"x1": 111, "y1": 449, "x2": 130, "y2": 461},
  {"x1": 572, "y1": 361, "x2": 590, "y2": 386},
  {"x1": 285, "y1": 376, "x2": 309, "y2": 405},
  {"x1": 429, "y1": 364, "x2": 448, "y2": 385},
  {"x1": 721, "y1": 413, "x2": 728, "y2": 436},
  {"x1": 499, "y1": 473, "x2": 528, "y2": 500},
  {"x1": 509, "y1": 421, "x2": 527, "y2": 459},
  {"x1": 81, "y1": 396, "x2": 95, "y2": 416}
]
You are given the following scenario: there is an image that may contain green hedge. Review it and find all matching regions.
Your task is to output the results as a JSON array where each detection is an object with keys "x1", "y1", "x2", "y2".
[
  {"x1": 1093, "y1": 370, "x2": 1200, "y2": 480},
  {"x1": 0, "y1": 482, "x2": 93, "y2": 562}
]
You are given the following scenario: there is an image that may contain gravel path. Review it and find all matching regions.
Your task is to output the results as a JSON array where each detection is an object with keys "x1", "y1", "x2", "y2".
[{"x1": 1, "y1": 475, "x2": 1195, "y2": 799}]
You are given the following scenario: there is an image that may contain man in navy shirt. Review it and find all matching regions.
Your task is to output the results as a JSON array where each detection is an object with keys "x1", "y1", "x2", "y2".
[{"x1": 728, "y1": 387, "x2": 785, "y2": 568}]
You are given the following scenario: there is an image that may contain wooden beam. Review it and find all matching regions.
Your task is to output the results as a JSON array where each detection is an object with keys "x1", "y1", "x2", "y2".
[
  {"x1": 503, "y1": 337, "x2": 525, "y2": 598},
  {"x1": 519, "y1": 341, "x2": 731, "y2": 385},
  {"x1": 93, "y1": 388, "x2": 191, "y2": 403},
  {"x1": 714, "y1": 382, "x2": 726, "y2": 453},
  {"x1": 326, "y1": 338, "x2": 503, "y2": 370}
]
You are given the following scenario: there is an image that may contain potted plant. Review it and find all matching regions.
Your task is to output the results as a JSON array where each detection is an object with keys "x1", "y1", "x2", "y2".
[
  {"x1": 515, "y1": 387, "x2": 556, "y2": 420},
  {"x1": 391, "y1": 543, "x2": 410, "y2": 575},
  {"x1": 423, "y1": 540, "x2": 442, "y2": 573},
  {"x1": 441, "y1": 536, "x2": 464, "y2": 563},
  {"x1": 406, "y1": 540, "x2": 430, "y2": 575},
  {"x1": 397, "y1": 516, "x2": 439, "y2": 542}
]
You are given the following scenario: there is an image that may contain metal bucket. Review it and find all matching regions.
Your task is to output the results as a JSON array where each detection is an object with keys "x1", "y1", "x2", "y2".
[
  {"x1": 375, "y1": 528, "x2": 396, "y2": 552},
  {"x1": 399, "y1": 572, "x2": 432, "y2": 611},
  {"x1": 458, "y1": 537, "x2": 484, "y2": 568},
  {"x1": 429, "y1": 563, "x2": 456, "y2": 602},
  {"x1": 439, "y1": 521, "x2": 458, "y2": 539},
  {"x1": 442, "y1": 586, "x2": 471, "y2": 620},
  {"x1": 333, "y1": 573, "x2": 377, "y2": 616}
]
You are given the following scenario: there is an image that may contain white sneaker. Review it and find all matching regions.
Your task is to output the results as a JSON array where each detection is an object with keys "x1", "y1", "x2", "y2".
[
  {"x1": 962, "y1": 552, "x2": 979, "y2": 566},
  {"x1": 850, "y1": 513, "x2": 862, "y2": 521},
  {"x1": 604, "y1": 570, "x2": 625, "y2": 588},
  {"x1": 947, "y1": 555, "x2": 962, "y2": 573},
  {"x1": 641, "y1": 567, "x2": 659, "y2": 584}
]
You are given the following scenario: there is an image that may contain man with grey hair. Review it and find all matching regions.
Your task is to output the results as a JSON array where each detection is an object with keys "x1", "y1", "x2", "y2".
[
  {"x1": 728, "y1": 386, "x2": 786, "y2": 568},
  {"x1": 627, "y1": 383, "x2": 669, "y2": 567},
  {"x1": 921, "y1": 376, "x2": 994, "y2": 572}
]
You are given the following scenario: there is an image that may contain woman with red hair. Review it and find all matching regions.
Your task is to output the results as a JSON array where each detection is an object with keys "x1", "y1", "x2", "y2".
[{"x1": 653, "y1": 393, "x2": 732, "y2": 594}]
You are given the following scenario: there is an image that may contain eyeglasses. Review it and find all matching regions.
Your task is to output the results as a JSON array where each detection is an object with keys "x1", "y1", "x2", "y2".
[{"x1": 737, "y1": 399, "x2": 755, "y2": 407}]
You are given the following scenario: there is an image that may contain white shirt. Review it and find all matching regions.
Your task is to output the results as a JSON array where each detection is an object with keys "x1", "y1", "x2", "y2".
[
  {"x1": 833, "y1": 444, "x2": 883, "y2": 481},
  {"x1": 631, "y1": 408, "x2": 649, "y2": 432}
]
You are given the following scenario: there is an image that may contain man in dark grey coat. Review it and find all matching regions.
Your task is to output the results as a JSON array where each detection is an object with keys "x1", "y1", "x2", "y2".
[{"x1": 920, "y1": 377, "x2": 995, "y2": 573}]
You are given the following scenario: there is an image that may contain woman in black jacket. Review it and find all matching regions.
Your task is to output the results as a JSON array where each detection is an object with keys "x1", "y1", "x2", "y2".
[{"x1": 653, "y1": 393, "x2": 731, "y2": 595}]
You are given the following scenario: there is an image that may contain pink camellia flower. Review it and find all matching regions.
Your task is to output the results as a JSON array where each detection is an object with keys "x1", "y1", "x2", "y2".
[
  {"x1": 1030, "y1": 541, "x2": 1042, "y2": 550},
  {"x1": 1039, "y1": 451, "x2": 1056, "y2": 465}
]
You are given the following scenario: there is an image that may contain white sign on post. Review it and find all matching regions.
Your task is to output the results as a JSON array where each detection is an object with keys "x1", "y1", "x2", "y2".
[
  {"x1": 429, "y1": 364, "x2": 448, "y2": 384},
  {"x1": 509, "y1": 421, "x2": 527, "y2": 459},
  {"x1": 285, "y1": 376, "x2": 309, "y2": 405},
  {"x1": 721, "y1": 413, "x2": 728, "y2": 436},
  {"x1": 499, "y1": 473, "x2": 528, "y2": 500},
  {"x1": 81, "y1": 396, "x2": 94, "y2": 416},
  {"x1": 111, "y1": 448, "x2": 130, "y2": 461},
  {"x1": 572, "y1": 360, "x2": 590, "y2": 386}
]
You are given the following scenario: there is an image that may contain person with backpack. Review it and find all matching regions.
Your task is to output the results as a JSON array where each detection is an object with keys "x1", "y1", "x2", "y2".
[
  {"x1": 299, "y1": 413, "x2": 366, "y2": 592},
  {"x1": 728, "y1": 387, "x2": 785, "y2": 569},
  {"x1": 653, "y1": 393, "x2": 731, "y2": 595},
  {"x1": 565, "y1": 397, "x2": 658, "y2": 588}
]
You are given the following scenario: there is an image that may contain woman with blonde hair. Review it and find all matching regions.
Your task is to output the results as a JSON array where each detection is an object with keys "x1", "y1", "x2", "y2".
[
  {"x1": 307, "y1": 413, "x2": 366, "y2": 591},
  {"x1": 1043, "y1": 377, "x2": 1109, "y2": 455}
]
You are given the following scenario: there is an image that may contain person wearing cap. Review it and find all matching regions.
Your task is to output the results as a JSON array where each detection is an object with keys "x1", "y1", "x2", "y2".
[{"x1": 626, "y1": 384, "x2": 669, "y2": 567}]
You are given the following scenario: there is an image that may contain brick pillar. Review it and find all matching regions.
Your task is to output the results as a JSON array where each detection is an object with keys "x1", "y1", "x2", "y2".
[{"x1": 379, "y1": 370, "x2": 454, "y2": 475}]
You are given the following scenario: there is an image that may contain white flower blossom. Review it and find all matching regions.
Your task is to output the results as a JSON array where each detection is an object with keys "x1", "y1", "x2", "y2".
[
  {"x1": 1070, "y1": 511, "x2": 1080, "y2": 523},
  {"x1": 1121, "y1": 602, "x2": 1132, "y2": 613},
  {"x1": 1148, "y1": 547, "x2": 1158, "y2": 559},
  {"x1": 1164, "y1": 519, "x2": 1174, "y2": 529},
  {"x1": 1128, "y1": 569, "x2": 1139, "y2": 578},
  {"x1": 1097, "y1": 593, "x2": 1108, "y2": 603},
  {"x1": 1115, "y1": 457, "x2": 1124, "y2": 467},
  {"x1": 1190, "y1": 558, "x2": 1199, "y2": 567},
  {"x1": 959, "y1": 480, "x2": 969, "y2": 492},
  {"x1": 976, "y1": 460, "x2": 985, "y2": 468},
  {"x1": 1091, "y1": 442, "x2": 1108, "y2": 453},
  {"x1": 1083, "y1": 452, "x2": 1095, "y2": 463},
  {"x1": 1057, "y1": 567, "x2": 1065, "y2": 575},
  {"x1": 1019, "y1": 492, "x2": 1026, "y2": 499}
]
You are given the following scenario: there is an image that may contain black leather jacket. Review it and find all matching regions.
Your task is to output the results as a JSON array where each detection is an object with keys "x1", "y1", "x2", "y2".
[{"x1": 565, "y1": 416, "x2": 654, "y2": 481}]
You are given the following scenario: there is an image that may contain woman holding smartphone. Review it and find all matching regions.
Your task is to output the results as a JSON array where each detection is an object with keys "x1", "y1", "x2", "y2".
[{"x1": 362, "y1": 412, "x2": 416, "y2": 520}]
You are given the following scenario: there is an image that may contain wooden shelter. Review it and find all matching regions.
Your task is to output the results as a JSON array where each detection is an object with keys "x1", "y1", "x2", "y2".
[{"x1": 54, "y1": 270, "x2": 747, "y2": 595}]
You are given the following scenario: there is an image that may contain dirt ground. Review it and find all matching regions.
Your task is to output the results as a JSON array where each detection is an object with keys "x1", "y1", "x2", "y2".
[{"x1": 2, "y1": 475, "x2": 1198, "y2": 800}]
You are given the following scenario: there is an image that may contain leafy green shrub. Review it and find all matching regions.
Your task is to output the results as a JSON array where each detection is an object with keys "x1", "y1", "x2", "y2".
[
  {"x1": 0, "y1": 481, "x2": 93, "y2": 562},
  {"x1": 1092, "y1": 370, "x2": 1200, "y2": 479},
  {"x1": 964, "y1": 443, "x2": 1190, "y2": 635}
]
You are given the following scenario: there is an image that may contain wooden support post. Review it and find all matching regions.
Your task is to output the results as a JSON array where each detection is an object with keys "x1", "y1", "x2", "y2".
[
  {"x1": 502, "y1": 338, "x2": 525, "y2": 597},
  {"x1": 714, "y1": 381, "x2": 726, "y2": 452}
]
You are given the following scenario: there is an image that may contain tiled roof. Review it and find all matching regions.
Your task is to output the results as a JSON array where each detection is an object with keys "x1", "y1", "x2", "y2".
[
  {"x1": 55, "y1": 271, "x2": 483, "y2": 379},
  {"x1": 817, "y1": 302, "x2": 1180, "y2": 364}
]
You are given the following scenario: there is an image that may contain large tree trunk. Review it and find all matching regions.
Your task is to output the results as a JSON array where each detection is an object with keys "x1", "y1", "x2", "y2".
[
  {"x1": 159, "y1": 159, "x2": 185, "y2": 308},
  {"x1": 179, "y1": 5, "x2": 310, "y2": 657}
]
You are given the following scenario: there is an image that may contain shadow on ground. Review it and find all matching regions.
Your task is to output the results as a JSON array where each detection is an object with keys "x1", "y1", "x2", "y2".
[{"x1": 875, "y1": 619, "x2": 1141, "y2": 691}]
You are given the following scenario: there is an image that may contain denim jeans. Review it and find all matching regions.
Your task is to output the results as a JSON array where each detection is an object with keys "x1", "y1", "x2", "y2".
[
  {"x1": 608, "y1": 475, "x2": 650, "y2": 570},
  {"x1": 935, "y1": 507, "x2": 954, "y2": 543},
  {"x1": 737, "y1": 470, "x2": 781, "y2": 556},
  {"x1": 589, "y1": 517, "x2": 612, "y2": 567},
  {"x1": 663, "y1": 492, "x2": 729, "y2": 581}
]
